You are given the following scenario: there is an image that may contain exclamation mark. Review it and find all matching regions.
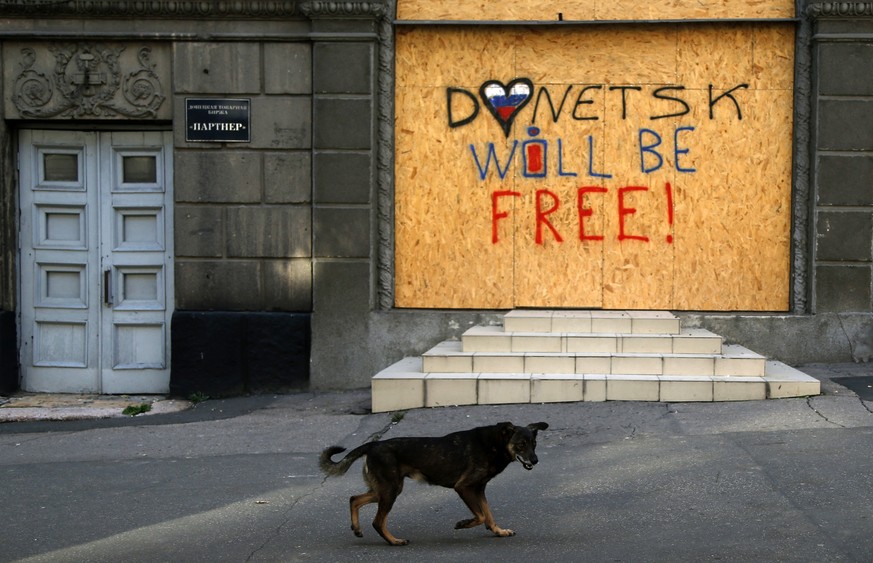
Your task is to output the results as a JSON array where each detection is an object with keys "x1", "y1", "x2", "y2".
[{"x1": 665, "y1": 182, "x2": 674, "y2": 244}]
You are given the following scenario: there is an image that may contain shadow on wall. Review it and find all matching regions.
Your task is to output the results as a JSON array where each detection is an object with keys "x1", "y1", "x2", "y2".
[
  {"x1": 170, "y1": 311, "x2": 310, "y2": 398},
  {"x1": 0, "y1": 311, "x2": 16, "y2": 393}
]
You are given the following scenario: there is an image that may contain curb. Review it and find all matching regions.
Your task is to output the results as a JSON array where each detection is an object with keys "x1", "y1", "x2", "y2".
[{"x1": 0, "y1": 394, "x2": 193, "y2": 422}]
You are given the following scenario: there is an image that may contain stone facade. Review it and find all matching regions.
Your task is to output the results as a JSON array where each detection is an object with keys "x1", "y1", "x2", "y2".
[
  {"x1": 811, "y1": 5, "x2": 873, "y2": 314},
  {"x1": 0, "y1": 1, "x2": 872, "y2": 396}
]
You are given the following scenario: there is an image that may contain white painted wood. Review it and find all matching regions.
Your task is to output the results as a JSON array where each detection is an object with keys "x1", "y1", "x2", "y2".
[
  {"x1": 19, "y1": 130, "x2": 99, "y2": 392},
  {"x1": 99, "y1": 131, "x2": 174, "y2": 394},
  {"x1": 19, "y1": 130, "x2": 173, "y2": 393}
]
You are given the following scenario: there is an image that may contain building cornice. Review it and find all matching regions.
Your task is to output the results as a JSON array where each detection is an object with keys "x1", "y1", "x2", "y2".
[
  {"x1": 0, "y1": 0, "x2": 302, "y2": 18},
  {"x1": 808, "y1": 2, "x2": 873, "y2": 18},
  {"x1": 0, "y1": 0, "x2": 390, "y2": 19},
  {"x1": 299, "y1": 1, "x2": 387, "y2": 19},
  {"x1": 0, "y1": 0, "x2": 391, "y2": 19}
]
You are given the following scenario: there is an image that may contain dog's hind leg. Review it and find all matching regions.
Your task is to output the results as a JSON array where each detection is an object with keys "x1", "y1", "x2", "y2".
[
  {"x1": 454, "y1": 485, "x2": 515, "y2": 537},
  {"x1": 349, "y1": 491, "x2": 378, "y2": 538},
  {"x1": 371, "y1": 487, "x2": 408, "y2": 546}
]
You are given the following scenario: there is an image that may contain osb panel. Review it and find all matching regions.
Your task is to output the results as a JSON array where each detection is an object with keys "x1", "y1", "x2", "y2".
[
  {"x1": 599, "y1": 92, "x2": 677, "y2": 310},
  {"x1": 512, "y1": 186, "x2": 607, "y2": 308},
  {"x1": 671, "y1": 88, "x2": 793, "y2": 310},
  {"x1": 394, "y1": 28, "x2": 519, "y2": 88},
  {"x1": 500, "y1": 77, "x2": 605, "y2": 307},
  {"x1": 750, "y1": 25, "x2": 796, "y2": 90},
  {"x1": 395, "y1": 86, "x2": 516, "y2": 308},
  {"x1": 514, "y1": 26, "x2": 679, "y2": 85},
  {"x1": 394, "y1": 24, "x2": 794, "y2": 310},
  {"x1": 397, "y1": 0, "x2": 794, "y2": 21}
]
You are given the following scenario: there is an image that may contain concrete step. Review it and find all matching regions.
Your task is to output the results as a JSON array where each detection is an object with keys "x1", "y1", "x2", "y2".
[
  {"x1": 503, "y1": 310, "x2": 681, "y2": 334},
  {"x1": 370, "y1": 357, "x2": 822, "y2": 412},
  {"x1": 765, "y1": 361, "x2": 822, "y2": 399},
  {"x1": 369, "y1": 310, "x2": 821, "y2": 413},
  {"x1": 462, "y1": 325, "x2": 723, "y2": 354},
  {"x1": 422, "y1": 340, "x2": 765, "y2": 377}
]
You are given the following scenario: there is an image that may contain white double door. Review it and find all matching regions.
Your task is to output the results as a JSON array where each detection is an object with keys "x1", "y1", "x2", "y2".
[{"x1": 18, "y1": 130, "x2": 174, "y2": 393}]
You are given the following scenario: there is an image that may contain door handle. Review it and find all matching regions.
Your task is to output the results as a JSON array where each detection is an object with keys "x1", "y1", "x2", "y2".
[{"x1": 103, "y1": 268, "x2": 112, "y2": 306}]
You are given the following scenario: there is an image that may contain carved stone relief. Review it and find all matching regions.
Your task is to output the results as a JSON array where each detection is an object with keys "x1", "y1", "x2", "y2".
[{"x1": 4, "y1": 42, "x2": 170, "y2": 120}]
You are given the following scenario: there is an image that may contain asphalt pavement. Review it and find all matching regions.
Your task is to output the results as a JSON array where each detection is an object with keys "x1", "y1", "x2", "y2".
[{"x1": 1, "y1": 363, "x2": 872, "y2": 562}]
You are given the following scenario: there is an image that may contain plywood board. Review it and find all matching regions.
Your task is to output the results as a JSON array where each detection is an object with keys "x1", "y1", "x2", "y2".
[
  {"x1": 397, "y1": 0, "x2": 795, "y2": 22},
  {"x1": 395, "y1": 86, "x2": 516, "y2": 308},
  {"x1": 394, "y1": 23, "x2": 795, "y2": 310}
]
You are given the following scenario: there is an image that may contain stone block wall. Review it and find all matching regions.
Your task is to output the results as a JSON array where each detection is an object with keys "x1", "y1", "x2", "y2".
[
  {"x1": 173, "y1": 41, "x2": 314, "y2": 313},
  {"x1": 812, "y1": 6, "x2": 873, "y2": 313},
  {"x1": 306, "y1": 15, "x2": 380, "y2": 389},
  {"x1": 169, "y1": 36, "x2": 321, "y2": 394},
  {"x1": 312, "y1": 41, "x2": 374, "y2": 261},
  {"x1": 167, "y1": 10, "x2": 381, "y2": 394}
]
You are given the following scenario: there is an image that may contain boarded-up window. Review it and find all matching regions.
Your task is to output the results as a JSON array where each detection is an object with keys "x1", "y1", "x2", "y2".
[{"x1": 394, "y1": 6, "x2": 795, "y2": 311}]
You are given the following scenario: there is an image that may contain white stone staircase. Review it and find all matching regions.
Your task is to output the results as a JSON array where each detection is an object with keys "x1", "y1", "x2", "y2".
[{"x1": 371, "y1": 310, "x2": 821, "y2": 413}]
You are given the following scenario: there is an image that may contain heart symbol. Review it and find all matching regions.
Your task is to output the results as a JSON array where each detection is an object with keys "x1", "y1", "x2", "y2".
[{"x1": 479, "y1": 78, "x2": 533, "y2": 138}]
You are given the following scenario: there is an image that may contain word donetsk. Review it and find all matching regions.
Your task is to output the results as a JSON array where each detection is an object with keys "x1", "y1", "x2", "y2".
[{"x1": 448, "y1": 83, "x2": 749, "y2": 126}]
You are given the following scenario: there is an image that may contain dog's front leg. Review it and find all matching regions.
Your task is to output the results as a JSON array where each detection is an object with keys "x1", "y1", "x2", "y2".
[
  {"x1": 454, "y1": 485, "x2": 486, "y2": 529},
  {"x1": 479, "y1": 492, "x2": 515, "y2": 537},
  {"x1": 454, "y1": 485, "x2": 514, "y2": 536}
]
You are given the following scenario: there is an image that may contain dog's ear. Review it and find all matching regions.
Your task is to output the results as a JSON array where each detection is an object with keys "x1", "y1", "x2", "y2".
[
  {"x1": 528, "y1": 422, "x2": 549, "y2": 434},
  {"x1": 497, "y1": 422, "x2": 516, "y2": 439}
]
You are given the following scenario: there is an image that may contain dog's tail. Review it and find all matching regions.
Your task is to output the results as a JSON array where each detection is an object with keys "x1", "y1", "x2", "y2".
[{"x1": 319, "y1": 443, "x2": 373, "y2": 477}]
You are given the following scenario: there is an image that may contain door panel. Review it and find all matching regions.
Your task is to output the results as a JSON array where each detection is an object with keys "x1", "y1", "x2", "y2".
[
  {"x1": 99, "y1": 132, "x2": 173, "y2": 393},
  {"x1": 19, "y1": 130, "x2": 98, "y2": 391},
  {"x1": 19, "y1": 130, "x2": 173, "y2": 393}
]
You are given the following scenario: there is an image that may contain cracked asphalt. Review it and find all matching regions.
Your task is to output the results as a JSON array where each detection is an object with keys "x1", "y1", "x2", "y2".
[{"x1": 1, "y1": 363, "x2": 872, "y2": 562}]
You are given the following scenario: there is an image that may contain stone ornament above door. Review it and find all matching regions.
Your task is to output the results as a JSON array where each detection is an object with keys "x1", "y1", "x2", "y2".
[{"x1": 4, "y1": 42, "x2": 170, "y2": 120}]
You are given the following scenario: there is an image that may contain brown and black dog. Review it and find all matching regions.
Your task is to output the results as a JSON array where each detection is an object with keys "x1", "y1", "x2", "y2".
[{"x1": 319, "y1": 421, "x2": 548, "y2": 546}]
